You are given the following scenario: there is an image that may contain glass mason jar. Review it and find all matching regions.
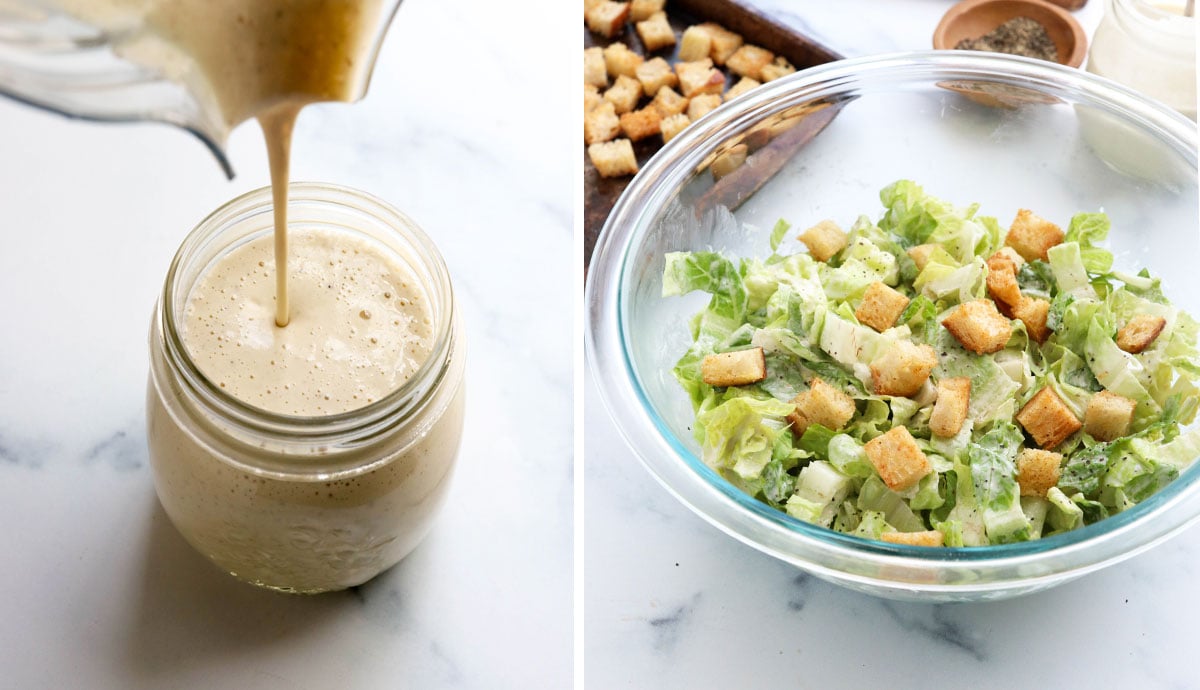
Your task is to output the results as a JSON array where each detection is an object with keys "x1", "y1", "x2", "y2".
[
  {"x1": 1087, "y1": 0, "x2": 1196, "y2": 119},
  {"x1": 147, "y1": 183, "x2": 465, "y2": 594}
]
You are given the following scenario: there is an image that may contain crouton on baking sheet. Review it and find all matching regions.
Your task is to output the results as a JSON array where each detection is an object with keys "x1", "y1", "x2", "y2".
[
  {"x1": 726, "y1": 44, "x2": 775, "y2": 81},
  {"x1": 678, "y1": 25, "x2": 712, "y2": 61},
  {"x1": 636, "y1": 11, "x2": 676, "y2": 51},
  {"x1": 686, "y1": 93, "x2": 722, "y2": 121},
  {"x1": 676, "y1": 59, "x2": 725, "y2": 97},
  {"x1": 629, "y1": 0, "x2": 665, "y2": 22},
  {"x1": 760, "y1": 56, "x2": 796, "y2": 81},
  {"x1": 660, "y1": 113, "x2": 690, "y2": 143},
  {"x1": 603, "y1": 74, "x2": 643, "y2": 114},
  {"x1": 619, "y1": 107, "x2": 662, "y2": 141},
  {"x1": 635, "y1": 57, "x2": 677, "y2": 97},
  {"x1": 587, "y1": 139, "x2": 639, "y2": 178},
  {"x1": 586, "y1": 2, "x2": 631, "y2": 38}
]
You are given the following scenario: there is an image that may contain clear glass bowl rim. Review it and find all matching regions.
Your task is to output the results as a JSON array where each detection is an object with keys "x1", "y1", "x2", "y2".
[{"x1": 586, "y1": 51, "x2": 1200, "y2": 592}]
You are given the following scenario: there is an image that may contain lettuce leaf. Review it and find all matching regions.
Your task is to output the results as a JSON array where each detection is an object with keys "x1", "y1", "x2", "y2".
[{"x1": 968, "y1": 422, "x2": 1030, "y2": 543}]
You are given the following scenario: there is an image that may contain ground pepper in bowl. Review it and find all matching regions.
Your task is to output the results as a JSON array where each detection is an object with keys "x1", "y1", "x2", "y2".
[{"x1": 956, "y1": 17, "x2": 1058, "y2": 61}]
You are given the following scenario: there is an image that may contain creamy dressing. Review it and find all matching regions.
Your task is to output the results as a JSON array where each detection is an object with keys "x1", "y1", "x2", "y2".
[
  {"x1": 183, "y1": 228, "x2": 434, "y2": 416},
  {"x1": 258, "y1": 104, "x2": 301, "y2": 327}
]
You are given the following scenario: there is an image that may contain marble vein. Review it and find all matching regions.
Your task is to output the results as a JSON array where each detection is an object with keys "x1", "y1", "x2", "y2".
[
  {"x1": 83, "y1": 425, "x2": 146, "y2": 473},
  {"x1": 878, "y1": 602, "x2": 986, "y2": 662},
  {"x1": 0, "y1": 431, "x2": 53, "y2": 469},
  {"x1": 648, "y1": 592, "x2": 702, "y2": 653},
  {"x1": 786, "y1": 572, "x2": 812, "y2": 612}
]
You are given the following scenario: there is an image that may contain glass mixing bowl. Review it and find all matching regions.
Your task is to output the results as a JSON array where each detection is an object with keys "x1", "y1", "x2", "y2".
[{"x1": 586, "y1": 52, "x2": 1200, "y2": 602}]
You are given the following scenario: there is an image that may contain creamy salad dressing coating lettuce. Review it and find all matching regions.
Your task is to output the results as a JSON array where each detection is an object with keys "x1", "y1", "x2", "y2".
[{"x1": 662, "y1": 181, "x2": 1200, "y2": 546}]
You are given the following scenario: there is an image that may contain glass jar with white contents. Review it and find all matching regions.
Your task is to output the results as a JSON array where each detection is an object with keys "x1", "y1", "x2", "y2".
[
  {"x1": 1087, "y1": 0, "x2": 1196, "y2": 119},
  {"x1": 147, "y1": 183, "x2": 465, "y2": 594}
]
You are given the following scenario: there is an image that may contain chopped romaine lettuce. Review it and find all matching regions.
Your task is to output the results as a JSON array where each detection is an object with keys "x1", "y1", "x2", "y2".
[{"x1": 664, "y1": 180, "x2": 1199, "y2": 548}]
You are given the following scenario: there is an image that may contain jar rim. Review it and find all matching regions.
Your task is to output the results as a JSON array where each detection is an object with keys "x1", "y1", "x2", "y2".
[{"x1": 157, "y1": 182, "x2": 456, "y2": 457}]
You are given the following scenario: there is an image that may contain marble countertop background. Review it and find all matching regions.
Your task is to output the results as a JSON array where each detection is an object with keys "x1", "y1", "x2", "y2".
[
  {"x1": 586, "y1": 2, "x2": 1200, "y2": 689},
  {"x1": 0, "y1": 0, "x2": 571, "y2": 688}
]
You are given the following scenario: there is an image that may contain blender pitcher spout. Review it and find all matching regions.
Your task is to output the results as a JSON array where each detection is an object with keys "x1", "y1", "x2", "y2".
[
  {"x1": 0, "y1": 0, "x2": 406, "y2": 179},
  {"x1": 0, "y1": 1, "x2": 229, "y2": 178}
]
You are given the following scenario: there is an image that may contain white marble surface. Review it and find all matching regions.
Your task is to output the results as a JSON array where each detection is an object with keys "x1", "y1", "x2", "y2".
[
  {"x1": 586, "y1": 2, "x2": 1200, "y2": 688},
  {"x1": 0, "y1": 0, "x2": 571, "y2": 688}
]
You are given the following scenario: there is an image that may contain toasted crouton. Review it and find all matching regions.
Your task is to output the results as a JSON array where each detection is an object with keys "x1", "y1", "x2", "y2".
[
  {"x1": 584, "y1": 0, "x2": 604, "y2": 13},
  {"x1": 786, "y1": 378, "x2": 857, "y2": 436},
  {"x1": 585, "y1": 83, "x2": 602, "y2": 113},
  {"x1": 603, "y1": 74, "x2": 642, "y2": 114},
  {"x1": 864, "y1": 426, "x2": 932, "y2": 491},
  {"x1": 650, "y1": 85, "x2": 689, "y2": 117},
  {"x1": 724, "y1": 77, "x2": 761, "y2": 102},
  {"x1": 1085, "y1": 390, "x2": 1136, "y2": 441},
  {"x1": 586, "y1": 1, "x2": 630, "y2": 38},
  {"x1": 678, "y1": 25, "x2": 712, "y2": 61},
  {"x1": 700, "y1": 347, "x2": 766, "y2": 387},
  {"x1": 1117, "y1": 315, "x2": 1167, "y2": 354},
  {"x1": 1016, "y1": 448, "x2": 1063, "y2": 497},
  {"x1": 587, "y1": 139, "x2": 638, "y2": 178},
  {"x1": 603, "y1": 42, "x2": 643, "y2": 79},
  {"x1": 930, "y1": 377, "x2": 971, "y2": 438},
  {"x1": 710, "y1": 143, "x2": 747, "y2": 181},
  {"x1": 584, "y1": 47, "x2": 608, "y2": 88},
  {"x1": 1012, "y1": 296, "x2": 1051, "y2": 344},
  {"x1": 634, "y1": 57, "x2": 677, "y2": 98},
  {"x1": 994, "y1": 246, "x2": 1027, "y2": 268},
  {"x1": 726, "y1": 44, "x2": 775, "y2": 81},
  {"x1": 687, "y1": 93, "x2": 722, "y2": 121},
  {"x1": 798, "y1": 220, "x2": 848, "y2": 262},
  {"x1": 870, "y1": 340, "x2": 938, "y2": 398},
  {"x1": 584, "y1": 101, "x2": 620, "y2": 144},
  {"x1": 880, "y1": 530, "x2": 945, "y2": 547},
  {"x1": 676, "y1": 59, "x2": 725, "y2": 97},
  {"x1": 759, "y1": 56, "x2": 796, "y2": 82},
  {"x1": 629, "y1": 0, "x2": 664, "y2": 21},
  {"x1": 906, "y1": 244, "x2": 938, "y2": 272},
  {"x1": 942, "y1": 300, "x2": 1012, "y2": 355},
  {"x1": 855, "y1": 282, "x2": 910, "y2": 333},
  {"x1": 1016, "y1": 386, "x2": 1081, "y2": 449},
  {"x1": 619, "y1": 106, "x2": 662, "y2": 141},
  {"x1": 985, "y1": 251, "x2": 1022, "y2": 309},
  {"x1": 1006, "y1": 209, "x2": 1064, "y2": 262},
  {"x1": 636, "y1": 11, "x2": 676, "y2": 51},
  {"x1": 698, "y1": 22, "x2": 743, "y2": 65},
  {"x1": 660, "y1": 113, "x2": 690, "y2": 143}
]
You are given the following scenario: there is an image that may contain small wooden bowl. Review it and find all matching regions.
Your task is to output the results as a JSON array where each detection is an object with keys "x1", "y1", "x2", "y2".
[{"x1": 934, "y1": 0, "x2": 1088, "y2": 68}]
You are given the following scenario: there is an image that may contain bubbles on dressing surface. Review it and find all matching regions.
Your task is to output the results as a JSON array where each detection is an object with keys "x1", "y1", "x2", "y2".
[{"x1": 182, "y1": 229, "x2": 434, "y2": 416}]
